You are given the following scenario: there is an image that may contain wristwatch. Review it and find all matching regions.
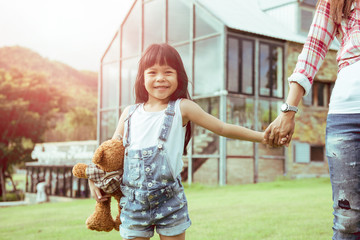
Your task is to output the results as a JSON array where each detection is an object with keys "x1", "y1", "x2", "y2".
[{"x1": 280, "y1": 103, "x2": 298, "y2": 113}]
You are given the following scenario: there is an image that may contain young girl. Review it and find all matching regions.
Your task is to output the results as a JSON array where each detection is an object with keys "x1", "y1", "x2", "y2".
[{"x1": 90, "y1": 43, "x2": 275, "y2": 240}]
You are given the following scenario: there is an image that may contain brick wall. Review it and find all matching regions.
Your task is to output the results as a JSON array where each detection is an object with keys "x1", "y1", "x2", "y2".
[{"x1": 284, "y1": 41, "x2": 337, "y2": 178}]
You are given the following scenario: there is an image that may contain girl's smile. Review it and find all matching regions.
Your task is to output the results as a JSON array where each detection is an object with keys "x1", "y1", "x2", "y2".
[{"x1": 144, "y1": 64, "x2": 178, "y2": 103}]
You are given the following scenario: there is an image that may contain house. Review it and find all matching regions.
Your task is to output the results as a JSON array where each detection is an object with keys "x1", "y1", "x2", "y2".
[
  {"x1": 100, "y1": 0, "x2": 337, "y2": 185},
  {"x1": 26, "y1": 141, "x2": 97, "y2": 198}
]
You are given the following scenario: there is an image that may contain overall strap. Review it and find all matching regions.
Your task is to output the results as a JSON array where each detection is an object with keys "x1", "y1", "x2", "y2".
[
  {"x1": 123, "y1": 104, "x2": 140, "y2": 147},
  {"x1": 158, "y1": 100, "x2": 176, "y2": 143}
]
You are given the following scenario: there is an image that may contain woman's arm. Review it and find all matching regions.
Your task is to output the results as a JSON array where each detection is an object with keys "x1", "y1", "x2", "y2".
[
  {"x1": 289, "y1": 0, "x2": 337, "y2": 96},
  {"x1": 264, "y1": 82, "x2": 305, "y2": 147},
  {"x1": 181, "y1": 99, "x2": 264, "y2": 143}
]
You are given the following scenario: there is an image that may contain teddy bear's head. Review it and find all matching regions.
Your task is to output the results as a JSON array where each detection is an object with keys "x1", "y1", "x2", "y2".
[{"x1": 92, "y1": 139, "x2": 124, "y2": 172}]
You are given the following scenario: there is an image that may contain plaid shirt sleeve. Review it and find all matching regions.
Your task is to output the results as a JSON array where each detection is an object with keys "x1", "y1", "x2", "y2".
[{"x1": 288, "y1": 0, "x2": 337, "y2": 96}]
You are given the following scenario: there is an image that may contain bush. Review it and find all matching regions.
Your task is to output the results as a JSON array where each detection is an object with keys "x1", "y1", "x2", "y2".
[{"x1": 0, "y1": 190, "x2": 25, "y2": 202}]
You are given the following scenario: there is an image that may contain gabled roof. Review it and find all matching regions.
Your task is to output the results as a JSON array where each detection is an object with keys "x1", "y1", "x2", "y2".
[
  {"x1": 257, "y1": 0, "x2": 296, "y2": 11},
  {"x1": 196, "y1": 0, "x2": 339, "y2": 49}
]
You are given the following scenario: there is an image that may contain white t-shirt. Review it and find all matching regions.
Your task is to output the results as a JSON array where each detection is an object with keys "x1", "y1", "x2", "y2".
[
  {"x1": 329, "y1": 60, "x2": 360, "y2": 114},
  {"x1": 125, "y1": 99, "x2": 185, "y2": 177}
]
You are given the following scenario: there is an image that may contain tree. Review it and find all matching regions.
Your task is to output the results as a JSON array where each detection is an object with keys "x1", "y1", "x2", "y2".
[{"x1": 0, "y1": 68, "x2": 68, "y2": 199}]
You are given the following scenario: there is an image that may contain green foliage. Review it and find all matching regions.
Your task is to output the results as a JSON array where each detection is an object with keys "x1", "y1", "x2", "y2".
[
  {"x1": 0, "y1": 46, "x2": 98, "y2": 142},
  {"x1": 53, "y1": 107, "x2": 97, "y2": 141},
  {"x1": 0, "y1": 178, "x2": 333, "y2": 240},
  {"x1": 0, "y1": 68, "x2": 68, "y2": 188},
  {"x1": 0, "y1": 190, "x2": 24, "y2": 201}
]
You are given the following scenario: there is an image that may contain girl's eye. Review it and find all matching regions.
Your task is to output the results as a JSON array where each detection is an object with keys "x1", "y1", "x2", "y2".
[{"x1": 147, "y1": 71, "x2": 156, "y2": 74}]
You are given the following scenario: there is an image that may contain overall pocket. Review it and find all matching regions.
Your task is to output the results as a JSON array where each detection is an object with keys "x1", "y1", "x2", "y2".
[{"x1": 127, "y1": 158, "x2": 140, "y2": 181}]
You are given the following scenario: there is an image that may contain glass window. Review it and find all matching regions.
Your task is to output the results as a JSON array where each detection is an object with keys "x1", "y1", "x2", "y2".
[
  {"x1": 311, "y1": 146, "x2": 324, "y2": 162},
  {"x1": 300, "y1": 8, "x2": 314, "y2": 33},
  {"x1": 294, "y1": 142, "x2": 310, "y2": 163},
  {"x1": 121, "y1": 57, "x2": 139, "y2": 107},
  {"x1": 174, "y1": 44, "x2": 192, "y2": 94},
  {"x1": 227, "y1": 38, "x2": 239, "y2": 92},
  {"x1": 259, "y1": 44, "x2": 270, "y2": 96},
  {"x1": 272, "y1": 46, "x2": 283, "y2": 98},
  {"x1": 122, "y1": 0, "x2": 141, "y2": 58},
  {"x1": 193, "y1": 97, "x2": 219, "y2": 155},
  {"x1": 101, "y1": 62, "x2": 119, "y2": 109},
  {"x1": 168, "y1": 0, "x2": 191, "y2": 44},
  {"x1": 259, "y1": 42, "x2": 284, "y2": 98},
  {"x1": 257, "y1": 100, "x2": 280, "y2": 131},
  {"x1": 226, "y1": 96, "x2": 254, "y2": 156},
  {"x1": 100, "y1": 110, "x2": 117, "y2": 143},
  {"x1": 144, "y1": 0, "x2": 165, "y2": 50},
  {"x1": 194, "y1": 4, "x2": 222, "y2": 38},
  {"x1": 242, "y1": 40, "x2": 254, "y2": 94},
  {"x1": 302, "y1": 0, "x2": 317, "y2": 7},
  {"x1": 317, "y1": 82, "x2": 325, "y2": 107},
  {"x1": 227, "y1": 37, "x2": 254, "y2": 94},
  {"x1": 257, "y1": 100, "x2": 284, "y2": 157},
  {"x1": 103, "y1": 32, "x2": 120, "y2": 63},
  {"x1": 303, "y1": 88, "x2": 313, "y2": 106},
  {"x1": 303, "y1": 82, "x2": 334, "y2": 107},
  {"x1": 194, "y1": 37, "x2": 222, "y2": 95}
]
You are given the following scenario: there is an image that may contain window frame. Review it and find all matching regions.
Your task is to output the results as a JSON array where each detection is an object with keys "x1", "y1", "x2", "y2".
[
  {"x1": 258, "y1": 41, "x2": 285, "y2": 99},
  {"x1": 303, "y1": 81, "x2": 334, "y2": 108},
  {"x1": 298, "y1": 3, "x2": 316, "y2": 35},
  {"x1": 310, "y1": 145, "x2": 325, "y2": 162},
  {"x1": 226, "y1": 36, "x2": 255, "y2": 96}
]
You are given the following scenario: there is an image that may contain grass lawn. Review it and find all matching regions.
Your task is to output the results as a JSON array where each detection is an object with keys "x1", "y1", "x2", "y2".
[{"x1": 0, "y1": 177, "x2": 333, "y2": 240}]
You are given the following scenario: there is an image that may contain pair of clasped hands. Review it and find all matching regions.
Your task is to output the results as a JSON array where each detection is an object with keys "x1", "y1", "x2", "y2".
[{"x1": 263, "y1": 111, "x2": 295, "y2": 148}]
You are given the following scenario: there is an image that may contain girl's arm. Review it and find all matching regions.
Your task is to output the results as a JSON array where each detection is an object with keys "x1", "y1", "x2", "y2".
[
  {"x1": 180, "y1": 99, "x2": 264, "y2": 143},
  {"x1": 89, "y1": 106, "x2": 131, "y2": 202},
  {"x1": 112, "y1": 106, "x2": 131, "y2": 140}
]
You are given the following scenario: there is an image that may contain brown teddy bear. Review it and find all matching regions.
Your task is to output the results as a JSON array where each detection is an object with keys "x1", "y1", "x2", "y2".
[{"x1": 72, "y1": 138, "x2": 124, "y2": 232}]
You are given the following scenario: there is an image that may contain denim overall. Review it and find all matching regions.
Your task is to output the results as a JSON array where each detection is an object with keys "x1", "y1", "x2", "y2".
[{"x1": 119, "y1": 101, "x2": 191, "y2": 239}]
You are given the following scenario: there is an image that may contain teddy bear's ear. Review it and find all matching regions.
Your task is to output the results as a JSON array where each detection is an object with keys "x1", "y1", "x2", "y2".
[{"x1": 92, "y1": 146, "x2": 104, "y2": 165}]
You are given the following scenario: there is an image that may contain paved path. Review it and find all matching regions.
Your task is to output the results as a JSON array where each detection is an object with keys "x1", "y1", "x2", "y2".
[{"x1": 0, "y1": 201, "x2": 28, "y2": 207}]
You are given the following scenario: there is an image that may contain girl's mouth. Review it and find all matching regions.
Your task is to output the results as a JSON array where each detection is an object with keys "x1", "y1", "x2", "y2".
[{"x1": 154, "y1": 86, "x2": 169, "y2": 89}]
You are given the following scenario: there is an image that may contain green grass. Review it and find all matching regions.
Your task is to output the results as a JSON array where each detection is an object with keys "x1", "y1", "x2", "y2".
[{"x1": 0, "y1": 178, "x2": 333, "y2": 240}]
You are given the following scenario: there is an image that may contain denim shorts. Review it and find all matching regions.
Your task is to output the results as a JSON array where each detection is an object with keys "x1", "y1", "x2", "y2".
[{"x1": 119, "y1": 186, "x2": 191, "y2": 239}]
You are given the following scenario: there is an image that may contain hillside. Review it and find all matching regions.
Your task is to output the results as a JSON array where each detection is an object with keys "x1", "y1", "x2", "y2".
[
  {"x1": 0, "y1": 46, "x2": 98, "y2": 141},
  {"x1": 0, "y1": 46, "x2": 97, "y2": 103}
]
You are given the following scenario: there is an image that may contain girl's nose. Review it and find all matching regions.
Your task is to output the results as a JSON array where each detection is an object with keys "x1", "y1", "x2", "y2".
[{"x1": 156, "y1": 74, "x2": 165, "y2": 81}]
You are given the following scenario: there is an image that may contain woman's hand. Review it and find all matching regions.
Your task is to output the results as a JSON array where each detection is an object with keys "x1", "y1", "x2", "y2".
[
  {"x1": 264, "y1": 112, "x2": 295, "y2": 147},
  {"x1": 88, "y1": 180, "x2": 110, "y2": 202}
]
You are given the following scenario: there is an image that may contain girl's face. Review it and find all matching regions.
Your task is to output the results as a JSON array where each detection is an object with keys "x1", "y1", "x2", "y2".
[{"x1": 144, "y1": 64, "x2": 178, "y2": 103}]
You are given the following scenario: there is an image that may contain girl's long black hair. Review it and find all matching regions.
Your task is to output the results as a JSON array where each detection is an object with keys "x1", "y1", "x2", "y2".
[{"x1": 134, "y1": 43, "x2": 192, "y2": 155}]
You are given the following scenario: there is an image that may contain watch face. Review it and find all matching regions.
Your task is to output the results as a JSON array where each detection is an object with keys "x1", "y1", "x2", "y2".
[{"x1": 281, "y1": 103, "x2": 288, "y2": 111}]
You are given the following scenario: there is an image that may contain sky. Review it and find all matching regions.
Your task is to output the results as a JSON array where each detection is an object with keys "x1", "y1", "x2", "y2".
[{"x1": 0, "y1": 0, "x2": 134, "y2": 72}]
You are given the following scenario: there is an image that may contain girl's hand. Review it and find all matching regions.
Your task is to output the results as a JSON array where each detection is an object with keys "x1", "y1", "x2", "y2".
[
  {"x1": 88, "y1": 180, "x2": 110, "y2": 202},
  {"x1": 279, "y1": 135, "x2": 289, "y2": 146},
  {"x1": 262, "y1": 134, "x2": 289, "y2": 146}
]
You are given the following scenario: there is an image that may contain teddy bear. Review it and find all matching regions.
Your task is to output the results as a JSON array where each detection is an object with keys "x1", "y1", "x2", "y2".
[{"x1": 72, "y1": 138, "x2": 124, "y2": 232}]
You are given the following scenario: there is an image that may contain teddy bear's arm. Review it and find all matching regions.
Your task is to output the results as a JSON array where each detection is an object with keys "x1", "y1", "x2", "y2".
[{"x1": 72, "y1": 163, "x2": 88, "y2": 178}]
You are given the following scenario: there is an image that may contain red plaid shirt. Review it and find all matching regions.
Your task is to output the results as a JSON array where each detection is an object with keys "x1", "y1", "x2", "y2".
[
  {"x1": 86, "y1": 164, "x2": 122, "y2": 193},
  {"x1": 289, "y1": 0, "x2": 360, "y2": 95}
]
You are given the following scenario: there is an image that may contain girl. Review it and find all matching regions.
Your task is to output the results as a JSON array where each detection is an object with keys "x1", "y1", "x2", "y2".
[{"x1": 90, "y1": 43, "x2": 275, "y2": 240}]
